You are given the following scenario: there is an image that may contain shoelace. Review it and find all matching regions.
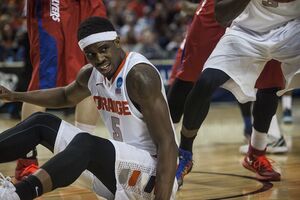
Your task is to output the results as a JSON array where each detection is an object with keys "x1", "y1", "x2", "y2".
[
  {"x1": 0, "y1": 173, "x2": 14, "y2": 198},
  {"x1": 253, "y1": 156, "x2": 275, "y2": 171}
]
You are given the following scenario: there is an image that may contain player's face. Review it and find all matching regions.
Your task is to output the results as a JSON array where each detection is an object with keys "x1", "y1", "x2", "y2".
[{"x1": 84, "y1": 39, "x2": 121, "y2": 79}]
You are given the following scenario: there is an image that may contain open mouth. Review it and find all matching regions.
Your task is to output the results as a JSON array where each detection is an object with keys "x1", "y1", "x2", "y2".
[{"x1": 96, "y1": 63, "x2": 111, "y2": 74}]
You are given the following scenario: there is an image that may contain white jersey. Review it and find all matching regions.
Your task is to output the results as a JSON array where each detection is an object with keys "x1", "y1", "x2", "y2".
[
  {"x1": 232, "y1": 0, "x2": 300, "y2": 33},
  {"x1": 88, "y1": 52, "x2": 172, "y2": 156}
]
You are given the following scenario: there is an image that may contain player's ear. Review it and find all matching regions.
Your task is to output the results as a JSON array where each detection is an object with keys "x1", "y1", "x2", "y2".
[{"x1": 114, "y1": 37, "x2": 121, "y2": 48}]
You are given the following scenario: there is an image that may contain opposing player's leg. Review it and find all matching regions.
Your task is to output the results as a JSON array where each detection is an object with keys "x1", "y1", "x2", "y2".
[
  {"x1": 242, "y1": 88, "x2": 281, "y2": 181},
  {"x1": 238, "y1": 102, "x2": 252, "y2": 141},
  {"x1": 239, "y1": 114, "x2": 288, "y2": 154},
  {"x1": 240, "y1": 60, "x2": 288, "y2": 154}
]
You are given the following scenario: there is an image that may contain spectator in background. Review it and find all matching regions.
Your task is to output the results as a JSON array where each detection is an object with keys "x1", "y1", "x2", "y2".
[{"x1": 133, "y1": 28, "x2": 168, "y2": 59}]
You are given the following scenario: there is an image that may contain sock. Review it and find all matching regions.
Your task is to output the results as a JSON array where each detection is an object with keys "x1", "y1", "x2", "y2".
[
  {"x1": 267, "y1": 115, "x2": 281, "y2": 139},
  {"x1": 243, "y1": 116, "x2": 252, "y2": 136},
  {"x1": 15, "y1": 175, "x2": 43, "y2": 200},
  {"x1": 250, "y1": 129, "x2": 268, "y2": 151},
  {"x1": 179, "y1": 133, "x2": 196, "y2": 153},
  {"x1": 282, "y1": 95, "x2": 292, "y2": 110},
  {"x1": 75, "y1": 121, "x2": 96, "y2": 133}
]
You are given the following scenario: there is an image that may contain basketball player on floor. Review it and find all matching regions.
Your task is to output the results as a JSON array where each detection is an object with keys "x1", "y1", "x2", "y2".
[
  {"x1": 16, "y1": 0, "x2": 107, "y2": 182},
  {"x1": 0, "y1": 16, "x2": 178, "y2": 200},
  {"x1": 177, "y1": 0, "x2": 300, "y2": 183},
  {"x1": 168, "y1": 0, "x2": 290, "y2": 186}
]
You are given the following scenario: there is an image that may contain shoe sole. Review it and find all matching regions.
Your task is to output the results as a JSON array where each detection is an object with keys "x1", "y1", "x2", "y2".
[
  {"x1": 267, "y1": 147, "x2": 288, "y2": 154},
  {"x1": 177, "y1": 164, "x2": 194, "y2": 189},
  {"x1": 242, "y1": 160, "x2": 281, "y2": 181}
]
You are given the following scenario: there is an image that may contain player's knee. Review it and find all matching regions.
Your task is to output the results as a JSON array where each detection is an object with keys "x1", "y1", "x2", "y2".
[
  {"x1": 194, "y1": 69, "x2": 220, "y2": 96},
  {"x1": 71, "y1": 132, "x2": 95, "y2": 150},
  {"x1": 28, "y1": 112, "x2": 53, "y2": 123},
  {"x1": 28, "y1": 112, "x2": 61, "y2": 125}
]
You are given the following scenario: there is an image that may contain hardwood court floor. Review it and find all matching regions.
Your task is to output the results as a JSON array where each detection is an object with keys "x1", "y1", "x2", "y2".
[{"x1": 0, "y1": 100, "x2": 300, "y2": 200}]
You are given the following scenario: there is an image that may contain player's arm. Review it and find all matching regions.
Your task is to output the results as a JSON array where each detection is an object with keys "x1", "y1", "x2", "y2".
[
  {"x1": 0, "y1": 65, "x2": 93, "y2": 108},
  {"x1": 214, "y1": 0, "x2": 250, "y2": 27},
  {"x1": 126, "y1": 63, "x2": 178, "y2": 200}
]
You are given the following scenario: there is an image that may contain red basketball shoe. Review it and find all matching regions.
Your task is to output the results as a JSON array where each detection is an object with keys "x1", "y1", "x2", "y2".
[
  {"x1": 14, "y1": 158, "x2": 39, "y2": 182},
  {"x1": 242, "y1": 146, "x2": 280, "y2": 181}
]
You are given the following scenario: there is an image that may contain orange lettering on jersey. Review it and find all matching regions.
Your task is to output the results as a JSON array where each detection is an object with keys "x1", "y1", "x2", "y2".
[
  {"x1": 122, "y1": 102, "x2": 131, "y2": 115},
  {"x1": 93, "y1": 96, "x2": 101, "y2": 110},
  {"x1": 93, "y1": 96, "x2": 131, "y2": 116},
  {"x1": 101, "y1": 97, "x2": 108, "y2": 111},
  {"x1": 107, "y1": 98, "x2": 114, "y2": 112},
  {"x1": 115, "y1": 101, "x2": 123, "y2": 115}
]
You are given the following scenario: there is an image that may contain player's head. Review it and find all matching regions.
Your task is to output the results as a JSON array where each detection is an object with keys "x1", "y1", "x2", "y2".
[{"x1": 78, "y1": 16, "x2": 125, "y2": 79}]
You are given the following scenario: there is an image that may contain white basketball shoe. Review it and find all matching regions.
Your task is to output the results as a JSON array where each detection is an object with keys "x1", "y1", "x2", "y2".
[{"x1": 0, "y1": 173, "x2": 20, "y2": 200}]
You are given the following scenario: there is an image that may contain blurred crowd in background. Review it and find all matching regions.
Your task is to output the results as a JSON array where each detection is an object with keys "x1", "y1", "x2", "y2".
[
  {"x1": 0, "y1": 0, "x2": 192, "y2": 62},
  {"x1": 0, "y1": 0, "x2": 193, "y2": 118}
]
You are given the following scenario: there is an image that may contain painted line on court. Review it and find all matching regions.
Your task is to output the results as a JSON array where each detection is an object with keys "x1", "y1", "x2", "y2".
[{"x1": 188, "y1": 171, "x2": 273, "y2": 200}]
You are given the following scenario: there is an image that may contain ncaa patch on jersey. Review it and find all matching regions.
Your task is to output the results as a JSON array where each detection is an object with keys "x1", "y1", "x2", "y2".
[{"x1": 115, "y1": 77, "x2": 123, "y2": 94}]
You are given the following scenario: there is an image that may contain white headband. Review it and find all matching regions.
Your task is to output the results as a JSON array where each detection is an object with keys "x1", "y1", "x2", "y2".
[{"x1": 78, "y1": 31, "x2": 117, "y2": 50}]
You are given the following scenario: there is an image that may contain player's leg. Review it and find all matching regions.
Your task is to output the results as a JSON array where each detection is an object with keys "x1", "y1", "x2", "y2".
[
  {"x1": 240, "y1": 60, "x2": 288, "y2": 154},
  {"x1": 167, "y1": 79, "x2": 194, "y2": 125},
  {"x1": 0, "y1": 112, "x2": 61, "y2": 161},
  {"x1": 167, "y1": 78, "x2": 194, "y2": 187},
  {"x1": 170, "y1": 24, "x2": 224, "y2": 188},
  {"x1": 75, "y1": 97, "x2": 98, "y2": 133},
  {"x1": 238, "y1": 102, "x2": 252, "y2": 141},
  {"x1": 15, "y1": 103, "x2": 46, "y2": 182},
  {"x1": 0, "y1": 133, "x2": 116, "y2": 200},
  {"x1": 176, "y1": 68, "x2": 230, "y2": 186},
  {"x1": 0, "y1": 111, "x2": 60, "y2": 187},
  {"x1": 242, "y1": 88, "x2": 281, "y2": 181}
]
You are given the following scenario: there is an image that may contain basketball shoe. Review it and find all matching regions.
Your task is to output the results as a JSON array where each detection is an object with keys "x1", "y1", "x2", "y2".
[
  {"x1": 14, "y1": 158, "x2": 39, "y2": 183},
  {"x1": 242, "y1": 146, "x2": 281, "y2": 181},
  {"x1": 239, "y1": 135, "x2": 288, "y2": 154},
  {"x1": 176, "y1": 148, "x2": 193, "y2": 188},
  {"x1": 0, "y1": 173, "x2": 20, "y2": 200}
]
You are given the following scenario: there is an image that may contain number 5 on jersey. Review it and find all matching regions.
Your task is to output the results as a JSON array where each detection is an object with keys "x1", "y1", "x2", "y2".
[{"x1": 111, "y1": 116, "x2": 123, "y2": 141}]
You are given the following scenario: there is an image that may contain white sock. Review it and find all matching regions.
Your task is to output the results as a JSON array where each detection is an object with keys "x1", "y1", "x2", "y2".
[
  {"x1": 251, "y1": 129, "x2": 268, "y2": 151},
  {"x1": 267, "y1": 115, "x2": 281, "y2": 139},
  {"x1": 282, "y1": 95, "x2": 292, "y2": 110},
  {"x1": 75, "y1": 121, "x2": 96, "y2": 133}
]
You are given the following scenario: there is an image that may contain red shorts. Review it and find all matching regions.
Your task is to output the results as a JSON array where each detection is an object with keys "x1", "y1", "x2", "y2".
[
  {"x1": 168, "y1": 45, "x2": 184, "y2": 86},
  {"x1": 255, "y1": 60, "x2": 284, "y2": 89},
  {"x1": 176, "y1": 0, "x2": 225, "y2": 82},
  {"x1": 27, "y1": 0, "x2": 106, "y2": 90},
  {"x1": 174, "y1": 0, "x2": 284, "y2": 89}
]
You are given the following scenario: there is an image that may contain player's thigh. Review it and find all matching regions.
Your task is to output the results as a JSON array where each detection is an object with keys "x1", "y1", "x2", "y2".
[{"x1": 106, "y1": 140, "x2": 177, "y2": 200}]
